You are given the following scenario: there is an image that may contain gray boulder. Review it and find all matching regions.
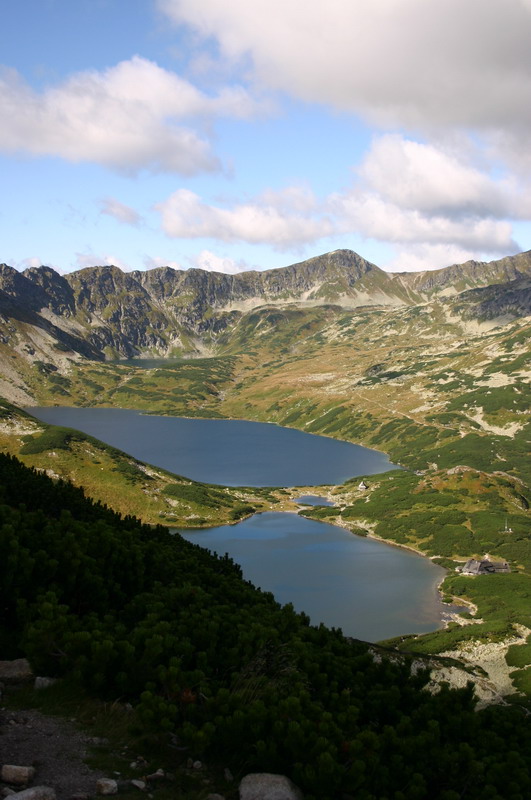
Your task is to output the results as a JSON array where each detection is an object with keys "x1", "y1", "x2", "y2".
[
  {"x1": 0, "y1": 659, "x2": 33, "y2": 683},
  {"x1": 95, "y1": 779, "x2": 118, "y2": 796},
  {"x1": 34, "y1": 677, "x2": 57, "y2": 690},
  {"x1": 5, "y1": 790, "x2": 56, "y2": 800},
  {"x1": 0, "y1": 765, "x2": 35, "y2": 785},
  {"x1": 239, "y1": 773, "x2": 303, "y2": 800}
]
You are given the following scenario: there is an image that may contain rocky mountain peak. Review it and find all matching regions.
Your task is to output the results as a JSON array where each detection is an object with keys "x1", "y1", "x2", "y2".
[{"x1": 23, "y1": 266, "x2": 76, "y2": 316}]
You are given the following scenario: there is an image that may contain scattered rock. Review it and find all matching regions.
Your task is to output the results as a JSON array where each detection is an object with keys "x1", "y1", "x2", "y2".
[
  {"x1": 145, "y1": 770, "x2": 164, "y2": 782},
  {"x1": 239, "y1": 773, "x2": 304, "y2": 800},
  {"x1": 129, "y1": 780, "x2": 146, "y2": 791},
  {"x1": 192, "y1": 761, "x2": 202, "y2": 771},
  {"x1": 0, "y1": 659, "x2": 33, "y2": 684},
  {"x1": 1, "y1": 788, "x2": 17, "y2": 797},
  {"x1": 95, "y1": 779, "x2": 118, "y2": 796},
  {"x1": 1, "y1": 765, "x2": 35, "y2": 785},
  {"x1": 224, "y1": 768, "x2": 234, "y2": 783}
]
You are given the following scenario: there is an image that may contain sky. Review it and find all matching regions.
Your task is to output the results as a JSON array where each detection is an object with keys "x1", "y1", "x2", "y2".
[{"x1": 2, "y1": 0, "x2": 531, "y2": 276}]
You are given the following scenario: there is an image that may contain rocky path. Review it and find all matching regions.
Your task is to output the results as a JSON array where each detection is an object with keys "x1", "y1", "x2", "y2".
[{"x1": 0, "y1": 705, "x2": 105, "y2": 800}]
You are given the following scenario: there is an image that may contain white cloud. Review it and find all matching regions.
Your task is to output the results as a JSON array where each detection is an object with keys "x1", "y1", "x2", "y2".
[
  {"x1": 155, "y1": 134, "x2": 522, "y2": 261},
  {"x1": 100, "y1": 197, "x2": 143, "y2": 227},
  {"x1": 356, "y1": 135, "x2": 526, "y2": 219},
  {"x1": 74, "y1": 252, "x2": 132, "y2": 271},
  {"x1": 0, "y1": 57, "x2": 264, "y2": 174},
  {"x1": 486, "y1": 129, "x2": 531, "y2": 180},
  {"x1": 189, "y1": 249, "x2": 250, "y2": 274},
  {"x1": 142, "y1": 255, "x2": 183, "y2": 271},
  {"x1": 324, "y1": 134, "x2": 526, "y2": 261},
  {"x1": 331, "y1": 191, "x2": 517, "y2": 253},
  {"x1": 258, "y1": 185, "x2": 318, "y2": 214},
  {"x1": 156, "y1": 188, "x2": 333, "y2": 249},
  {"x1": 159, "y1": 0, "x2": 531, "y2": 134},
  {"x1": 382, "y1": 244, "x2": 499, "y2": 273}
]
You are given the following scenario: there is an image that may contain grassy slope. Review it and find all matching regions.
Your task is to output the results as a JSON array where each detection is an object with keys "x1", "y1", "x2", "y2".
[{"x1": 0, "y1": 399, "x2": 283, "y2": 526}]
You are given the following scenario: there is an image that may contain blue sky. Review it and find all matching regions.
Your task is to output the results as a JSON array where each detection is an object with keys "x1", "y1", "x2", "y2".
[{"x1": 2, "y1": 0, "x2": 531, "y2": 275}]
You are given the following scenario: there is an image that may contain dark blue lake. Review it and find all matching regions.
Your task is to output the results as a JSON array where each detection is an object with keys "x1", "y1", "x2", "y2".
[
  {"x1": 182, "y1": 512, "x2": 446, "y2": 642},
  {"x1": 27, "y1": 407, "x2": 399, "y2": 486}
]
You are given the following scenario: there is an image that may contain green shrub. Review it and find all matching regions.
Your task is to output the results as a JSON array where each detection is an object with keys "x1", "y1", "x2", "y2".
[{"x1": 20, "y1": 427, "x2": 73, "y2": 454}]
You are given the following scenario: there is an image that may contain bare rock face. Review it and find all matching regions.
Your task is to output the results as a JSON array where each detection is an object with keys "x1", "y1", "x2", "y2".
[
  {"x1": 239, "y1": 773, "x2": 304, "y2": 800},
  {"x1": 0, "y1": 250, "x2": 381, "y2": 361},
  {"x1": 452, "y1": 275, "x2": 531, "y2": 320},
  {"x1": 23, "y1": 267, "x2": 75, "y2": 317}
]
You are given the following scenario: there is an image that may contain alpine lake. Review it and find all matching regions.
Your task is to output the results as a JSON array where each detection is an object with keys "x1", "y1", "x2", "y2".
[{"x1": 29, "y1": 406, "x2": 448, "y2": 643}]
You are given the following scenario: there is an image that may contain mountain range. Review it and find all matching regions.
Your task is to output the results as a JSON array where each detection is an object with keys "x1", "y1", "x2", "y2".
[
  {"x1": 0, "y1": 248, "x2": 530, "y2": 362},
  {"x1": 0, "y1": 247, "x2": 530, "y2": 413}
]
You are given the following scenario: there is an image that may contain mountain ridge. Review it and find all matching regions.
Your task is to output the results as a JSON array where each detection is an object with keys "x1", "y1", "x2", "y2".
[
  {"x1": 2, "y1": 247, "x2": 530, "y2": 316},
  {"x1": 0, "y1": 248, "x2": 530, "y2": 400}
]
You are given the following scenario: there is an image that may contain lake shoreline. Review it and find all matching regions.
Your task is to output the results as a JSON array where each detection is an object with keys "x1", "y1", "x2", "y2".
[{"x1": 182, "y1": 508, "x2": 446, "y2": 643}]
